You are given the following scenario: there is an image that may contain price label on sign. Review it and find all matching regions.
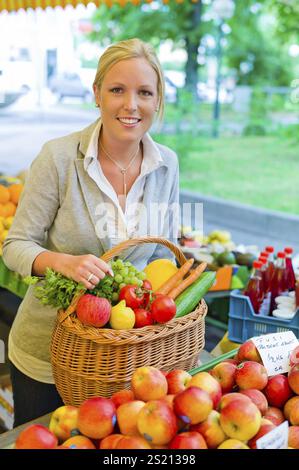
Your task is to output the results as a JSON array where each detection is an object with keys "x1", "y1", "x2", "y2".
[
  {"x1": 256, "y1": 421, "x2": 288, "y2": 449},
  {"x1": 252, "y1": 331, "x2": 299, "y2": 376}
]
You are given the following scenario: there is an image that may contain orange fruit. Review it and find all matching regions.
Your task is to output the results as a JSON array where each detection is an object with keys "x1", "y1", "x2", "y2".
[
  {"x1": 8, "y1": 183, "x2": 23, "y2": 205},
  {"x1": 0, "y1": 205, "x2": 6, "y2": 217},
  {"x1": 2, "y1": 202, "x2": 16, "y2": 217},
  {"x1": 0, "y1": 185, "x2": 10, "y2": 204}
]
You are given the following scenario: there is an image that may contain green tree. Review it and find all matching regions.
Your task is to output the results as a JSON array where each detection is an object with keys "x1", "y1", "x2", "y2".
[{"x1": 88, "y1": 1, "x2": 211, "y2": 98}]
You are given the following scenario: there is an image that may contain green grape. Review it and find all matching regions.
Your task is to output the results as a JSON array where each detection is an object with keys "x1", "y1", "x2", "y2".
[
  {"x1": 122, "y1": 267, "x2": 129, "y2": 276},
  {"x1": 131, "y1": 277, "x2": 139, "y2": 285},
  {"x1": 114, "y1": 274, "x2": 123, "y2": 284},
  {"x1": 138, "y1": 271, "x2": 147, "y2": 280},
  {"x1": 136, "y1": 279, "x2": 143, "y2": 287},
  {"x1": 124, "y1": 277, "x2": 131, "y2": 285},
  {"x1": 119, "y1": 283, "x2": 126, "y2": 289}
]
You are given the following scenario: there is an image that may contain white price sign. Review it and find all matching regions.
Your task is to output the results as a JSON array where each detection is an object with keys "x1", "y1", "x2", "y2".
[
  {"x1": 256, "y1": 421, "x2": 289, "y2": 449},
  {"x1": 252, "y1": 331, "x2": 299, "y2": 376}
]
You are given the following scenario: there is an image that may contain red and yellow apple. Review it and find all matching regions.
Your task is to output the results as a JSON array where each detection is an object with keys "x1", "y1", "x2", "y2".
[
  {"x1": 190, "y1": 410, "x2": 227, "y2": 449},
  {"x1": 240, "y1": 389, "x2": 268, "y2": 415},
  {"x1": 210, "y1": 361, "x2": 237, "y2": 393},
  {"x1": 49, "y1": 405, "x2": 79, "y2": 442},
  {"x1": 99, "y1": 434, "x2": 123, "y2": 449},
  {"x1": 219, "y1": 397, "x2": 261, "y2": 441},
  {"x1": 218, "y1": 392, "x2": 251, "y2": 411},
  {"x1": 188, "y1": 372, "x2": 222, "y2": 408},
  {"x1": 137, "y1": 400, "x2": 178, "y2": 445},
  {"x1": 115, "y1": 435, "x2": 152, "y2": 449},
  {"x1": 263, "y1": 374, "x2": 293, "y2": 408},
  {"x1": 288, "y1": 364, "x2": 299, "y2": 395},
  {"x1": 284, "y1": 396, "x2": 299, "y2": 422},
  {"x1": 289, "y1": 400, "x2": 299, "y2": 426},
  {"x1": 131, "y1": 366, "x2": 168, "y2": 402},
  {"x1": 166, "y1": 369, "x2": 192, "y2": 394},
  {"x1": 236, "y1": 339, "x2": 262, "y2": 364},
  {"x1": 116, "y1": 400, "x2": 145, "y2": 436},
  {"x1": 173, "y1": 386, "x2": 213, "y2": 425},
  {"x1": 218, "y1": 438, "x2": 249, "y2": 449},
  {"x1": 247, "y1": 423, "x2": 276, "y2": 449},
  {"x1": 62, "y1": 435, "x2": 96, "y2": 449},
  {"x1": 263, "y1": 406, "x2": 285, "y2": 426},
  {"x1": 78, "y1": 397, "x2": 116, "y2": 439},
  {"x1": 235, "y1": 361, "x2": 268, "y2": 390},
  {"x1": 111, "y1": 389, "x2": 135, "y2": 409},
  {"x1": 288, "y1": 426, "x2": 299, "y2": 449},
  {"x1": 290, "y1": 345, "x2": 299, "y2": 368},
  {"x1": 15, "y1": 424, "x2": 58, "y2": 449}
]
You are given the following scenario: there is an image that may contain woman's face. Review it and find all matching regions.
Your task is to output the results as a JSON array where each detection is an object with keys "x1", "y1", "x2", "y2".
[{"x1": 95, "y1": 57, "x2": 159, "y2": 144}]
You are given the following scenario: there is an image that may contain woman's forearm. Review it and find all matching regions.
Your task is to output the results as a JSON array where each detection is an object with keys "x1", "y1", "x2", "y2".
[{"x1": 32, "y1": 251, "x2": 73, "y2": 276}]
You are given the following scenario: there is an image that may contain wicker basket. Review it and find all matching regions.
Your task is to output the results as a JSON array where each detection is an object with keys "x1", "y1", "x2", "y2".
[{"x1": 50, "y1": 237, "x2": 207, "y2": 406}]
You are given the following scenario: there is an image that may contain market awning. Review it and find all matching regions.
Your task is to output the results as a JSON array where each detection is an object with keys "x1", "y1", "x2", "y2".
[{"x1": 0, "y1": 0, "x2": 194, "y2": 13}]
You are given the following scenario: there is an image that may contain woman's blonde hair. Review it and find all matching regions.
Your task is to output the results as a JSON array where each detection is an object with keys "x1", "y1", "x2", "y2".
[{"x1": 93, "y1": 38, "x2": 165, "y2": 122}]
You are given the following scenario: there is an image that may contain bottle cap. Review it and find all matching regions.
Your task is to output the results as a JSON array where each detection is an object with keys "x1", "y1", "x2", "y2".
[
  {"x1": 265, "y1": 246, "x2": 274, "y2": 253},
  {"x1": 253, "y1": 260, "x2": 262, "y2": 269},
  {"x1": 277, "y1": 251, "x2": 286, "y2": 258},
  {"x1": 260, "y1": 251, "x2": 269, "y2": 258},
  {"x1": 284, "y1": 247, "x2": 293, "y2": 255},
  {"x1": 259, "y1": 257, "x2": 267, "y2": 264}
]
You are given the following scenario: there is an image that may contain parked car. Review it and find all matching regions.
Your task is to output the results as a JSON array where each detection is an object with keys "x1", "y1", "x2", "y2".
[{"x1": 48, "y1": 72, "x2": 93, "y2": 102}]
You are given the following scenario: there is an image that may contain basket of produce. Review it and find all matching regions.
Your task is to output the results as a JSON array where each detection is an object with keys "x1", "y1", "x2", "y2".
[{"x1": 49, "y1": 237, "x2": 215, "y2": 405}]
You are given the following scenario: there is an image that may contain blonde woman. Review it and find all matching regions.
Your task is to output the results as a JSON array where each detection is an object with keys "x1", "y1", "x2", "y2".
[{"x1": 3, "y1": 38, "x2": 179, "y2": 426}]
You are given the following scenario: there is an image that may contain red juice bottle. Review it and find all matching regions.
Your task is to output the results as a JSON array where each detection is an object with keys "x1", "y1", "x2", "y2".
[
  {"x1": 270, "y1": 251, "x2": 287, "y2": 314},
  {"x1": 258, "y1": 256, "x2": 268, "y2": 293},
  {"x1": 243, "y1": 260, "x2": 264, "y2": 314},
  {"x1": 265, "y1": 246, "x2": 275, "y2": 290},
  {"x1": 284, "y1": 247, "x2": 296, "y2": 291}
]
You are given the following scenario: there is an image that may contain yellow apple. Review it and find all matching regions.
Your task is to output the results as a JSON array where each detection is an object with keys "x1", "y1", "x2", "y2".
[
  {"x1": 219, "y1": 397, "x2": 261, "y2": 441},
  {"x1": 49, "y1": 405, "x2": 79, "y2": 442}
]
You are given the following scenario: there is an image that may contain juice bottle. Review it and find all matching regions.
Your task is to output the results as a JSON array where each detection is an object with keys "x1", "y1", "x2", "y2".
[
  {"x1": 265, "y1": 246, "x2": 275, "y2": 290},
  {"x1": 258, "y1": 256, "x2": 268, "y2": 293},
  {"x1": 270, "y1": 251, "x2": 287, "y2": 314},
  {"x1": 284, "y1": 247, "x2": 296, "y2": 291},
  {"x1": 243, "y1": 260, "x2": 264, "y2": 314}
]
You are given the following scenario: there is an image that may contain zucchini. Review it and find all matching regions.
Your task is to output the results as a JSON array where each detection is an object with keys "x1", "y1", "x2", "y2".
[{"x1": 174, "y1": 271, "x2": 216, "y2": 318}]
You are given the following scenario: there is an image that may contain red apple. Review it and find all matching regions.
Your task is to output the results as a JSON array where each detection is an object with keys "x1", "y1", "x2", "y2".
[
  {"x1": 263, "y1": 406, "x2": 285, "y2": 426},
  {"x1": 218, "y1": 392, "x2": 251, "y2": 411},
  {"x1": 288, "y1": 426, "x2": 299, "y2": 449},
  {"x1": 99, "y1": 434, "x2": 123, "y2": 449},
  {"x1": 169, "y1": 431, "x2": 208, "y2": 449},
  {"x1": 188, "y1": 372, "x2": 222, "y2": 408},
  {"x1": 237, "y1": 339, "x2": 262, "y2": 364},
  {"x1": 78, "y1": 397, "x2": 116, "y2": 439},
  {"x1": 62, "y1": 435, "x2": 96, "y2": 449},
  {"x1": 137, "y1": 400, "x2": 178, "y2": 445},
  {"x1": 235, "y1": 361, "x2": 268, "y2": 390},
  {"x1": 290, "y1": 345, "x2": 299, "y2": 368},
  {"x1": 166, "y1": 369, "x2": 192, "y2": 394},
  {"x1": 290, "y1": 400, "x2": 299, "y2": 426},
  {"x1": 218, "y1": 438, "x2": 249, "y2": 449},
  {"x1": 247, "y1": 423, "x2": 276, "y2": 449},
  {"x1": 219, "y1": 398, "x2": 261, "y2": 441},
  {"x1": 263, "y1": 374, "x2": 293, "y2": 408},
  {"x1": 15, "y1": 424, "x2": 58, "y2": 449},
  {"x1": 190, "y1": 410, "x2": 227, "y2": 449},
  {"x1": 173, "y1": 386, "x2": 213, "y2": 425},
  {"x1": 49, "y1": 405, "x2": 79, "y2": 442},
  {"x1": 76, "y1": 294, "x2": 111, "y2": 327},
  {"x1": 210, "y1": 361, "x2": 237, "y2": 393},
  {"x1": 116, "y1": 400, "x2": 145, "y2": 436},
  {"x1": 240, "y1": 389, "x2": 268, "y2": 415},
  {"x1": 131, "y1": 366, "x2": 168, "y2": 401},
  {"x1": 111, "y1": 389, "x2": 135, "y2": 409},
  {"x1": 284, "y1": 396, "x2": 299, "y2": 421},
  {"x1": 288, "y1": 363, "x2": 299, "y2": 395},
  {"x1": 134, "y1": 308, "x2": 154, "y2": 328},
  {"x1": 115, "y1": 435, "x2": 152, "y2": 449}
]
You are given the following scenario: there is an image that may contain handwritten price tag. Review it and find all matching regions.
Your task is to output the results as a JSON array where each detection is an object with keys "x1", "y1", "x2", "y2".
[
  {"x1": 252, "y1": 331, "x2": 299, "y2": 376},
  {"x1": 256, "y1": 421, "x2": 288, "y2": 449}
]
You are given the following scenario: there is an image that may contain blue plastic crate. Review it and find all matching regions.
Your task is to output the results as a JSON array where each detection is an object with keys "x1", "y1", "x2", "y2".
[{"x1": 228, "y1": 289, "x2": 299, "y2": 343}]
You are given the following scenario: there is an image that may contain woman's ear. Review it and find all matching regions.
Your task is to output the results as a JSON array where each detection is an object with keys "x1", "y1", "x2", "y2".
[{"x1": 93, "y1": 84, "x2": 100, "y2": 107}]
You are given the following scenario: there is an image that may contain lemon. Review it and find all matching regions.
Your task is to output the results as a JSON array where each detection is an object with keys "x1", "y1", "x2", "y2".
[
  {"x1": 143, "y1": 258, "x2": 178, "y2": 291},
  {"x1": 4, "y1": 216, "x2": 14, "y2": 229},
  {"x1": 110, "y1": 300, "x2": 135, "y2": 330}
]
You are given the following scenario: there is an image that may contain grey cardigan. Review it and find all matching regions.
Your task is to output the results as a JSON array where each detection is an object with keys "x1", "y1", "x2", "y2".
[{"x1": 3, "y1": 119, "x2": 179, "y2": 382}]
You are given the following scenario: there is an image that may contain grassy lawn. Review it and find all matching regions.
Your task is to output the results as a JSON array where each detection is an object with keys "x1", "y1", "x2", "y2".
[{"x1": 152, "y1": 134, "x2": 299, "y2": 216}]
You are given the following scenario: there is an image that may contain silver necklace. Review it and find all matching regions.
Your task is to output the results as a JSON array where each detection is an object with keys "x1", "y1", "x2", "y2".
[{"x1": 99, "y1": 139, "x2": 140, "y2": 198}]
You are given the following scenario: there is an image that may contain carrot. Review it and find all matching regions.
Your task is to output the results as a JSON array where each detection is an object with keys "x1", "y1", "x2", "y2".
[
  {"x1": 156, "y1": 258, "x2": 195, "y2": 295},
  {"x1": 167, "y1": 262, "x2": 208, "y2": 299}
]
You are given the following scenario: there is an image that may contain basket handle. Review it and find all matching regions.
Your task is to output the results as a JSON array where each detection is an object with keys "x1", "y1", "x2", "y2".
[{"x1": 59, "y1": 237, "x2": 188, "y2": 323}]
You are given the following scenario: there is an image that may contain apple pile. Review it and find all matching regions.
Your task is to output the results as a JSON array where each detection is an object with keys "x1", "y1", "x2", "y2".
[{"x1": 14, "y1": 341, "x2": 299, "y2": 449}]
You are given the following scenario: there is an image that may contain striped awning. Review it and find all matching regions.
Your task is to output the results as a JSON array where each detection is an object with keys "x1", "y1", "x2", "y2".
[{"x1": 0, "y1": 0, "x2": 196, "y2": 13}]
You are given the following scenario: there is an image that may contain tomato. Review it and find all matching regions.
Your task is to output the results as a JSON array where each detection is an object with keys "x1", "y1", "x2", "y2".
[
  {"x1": 142, "y1": 280, "x2": 152, "y2": 291},
  {"x1": 119, "y1": 285, "x2": 145, "y2": 309},
  {"x1": 141, "y1": 280, "x2": 153, "y2": 309},
  {"x1": 150, "y1": 295, "x2": 176, "y2": 323},
  {"x1": 134, "y1": 308, "x2": 154, "y2": 328}
]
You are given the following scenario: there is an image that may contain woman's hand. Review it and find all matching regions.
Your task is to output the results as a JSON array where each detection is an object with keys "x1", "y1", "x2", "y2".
[{"x1": 60, "y1": 254, "x2": 114, "y2": 289}]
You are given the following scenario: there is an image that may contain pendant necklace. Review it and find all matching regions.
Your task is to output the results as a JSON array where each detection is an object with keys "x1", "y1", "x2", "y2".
[{"x1": 99, "y1": 139, "x2": 140, "y2": 199}]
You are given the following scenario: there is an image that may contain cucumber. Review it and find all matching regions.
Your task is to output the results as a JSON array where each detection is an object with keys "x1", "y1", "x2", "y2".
[{"x1": 175, "y1": 271, "x2": 216, "y2": 318}]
